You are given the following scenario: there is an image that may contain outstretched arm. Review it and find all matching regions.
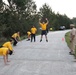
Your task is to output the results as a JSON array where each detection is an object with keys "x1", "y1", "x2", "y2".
[
  {"x1": 3, "y1": 55, "x2": 8, "y2": 65},
  {"x1": 39, "y1": 19, "x2": 41, "y2": 24},
  {"x1": 3, "y1": 53, "x2": 10, "y2": 65},
  {"x1": 46, "y1": 18, "x2": 49, "y2": 24}
]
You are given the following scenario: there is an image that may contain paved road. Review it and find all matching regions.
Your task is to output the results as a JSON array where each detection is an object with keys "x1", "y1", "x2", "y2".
[{"x1": 0, "y1": 30, "x2": 76, "y2": 75}]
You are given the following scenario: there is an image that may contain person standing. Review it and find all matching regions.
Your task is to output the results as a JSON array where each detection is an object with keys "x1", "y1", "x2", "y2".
[
  {"x1": 11, "y1": 32, "x2": 21, "y2": 46},
  {"x1": 31, "y1": 26, "x2": 37, "y2": 42},
  {"x1": 70, "y1": 24, "x2": 76, "y2": 55},
  {"x1": 39, "y1": 18, "x2": 49, "y2": 42}
]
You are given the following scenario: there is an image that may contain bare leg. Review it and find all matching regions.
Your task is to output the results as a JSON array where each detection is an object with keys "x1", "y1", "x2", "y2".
[
  {"x1": 40, "y1": 35, "x2": 43, "y2": 42},
  {"x1": 45, "y1": 35, "x2": 48, "y2": 42}
]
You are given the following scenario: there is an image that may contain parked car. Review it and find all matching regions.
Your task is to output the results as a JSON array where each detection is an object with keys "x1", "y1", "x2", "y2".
[{"x1": 59, "y1": 26, "x2": 65, "y2": 30}]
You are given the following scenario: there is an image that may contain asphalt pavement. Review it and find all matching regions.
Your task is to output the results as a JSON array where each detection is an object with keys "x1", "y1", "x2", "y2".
[{"x1": 0, "y1": 30, "x2": 76, "y2": 75}]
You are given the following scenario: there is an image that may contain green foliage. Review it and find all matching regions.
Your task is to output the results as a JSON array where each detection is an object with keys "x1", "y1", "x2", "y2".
[
  {"x1": 71, "y1": 18, "x2": 76, "y2": 25},
  {"x1": 0, "y1": 0, "x2": 74, "y2": 42},
  {"x1": 0, "y1": 0, "x2": 38, "y2": 38},
  {"x1": 39, "y1": 3, "x2": 73, "y2": 30}
]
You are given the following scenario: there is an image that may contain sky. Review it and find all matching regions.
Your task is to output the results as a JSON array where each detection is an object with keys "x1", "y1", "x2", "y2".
[
  {"x1": 3, "y1": 0, "x2": 76, "y2": 19},
  {"x1": 33, "y1": 0, "x2": 76, "y2": 19}
]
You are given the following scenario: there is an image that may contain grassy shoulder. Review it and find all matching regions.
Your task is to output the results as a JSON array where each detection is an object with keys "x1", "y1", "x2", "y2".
[{"x1": 65, "y1": 32, "x2": 70, "y2": 47}]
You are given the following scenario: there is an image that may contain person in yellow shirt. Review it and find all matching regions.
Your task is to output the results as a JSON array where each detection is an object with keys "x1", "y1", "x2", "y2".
[
  {"x1": 31, "y1": 26, "x2": 37, "y2": 42},
  {"x1": 26, "y1": 31, "x2": 31, "y2": 41},
  {"x1": 2, "y1": 39, "x2": 13, "y2": 51},
  {"x1": 11, "y1": 32, "x2": 21, "y2": 46},
  {"x1": 0, "y1": 47, "x2": 13, "y2": 65},
  {"x1": 39, "y1": 18, "x2": 49, "y2": 42}
]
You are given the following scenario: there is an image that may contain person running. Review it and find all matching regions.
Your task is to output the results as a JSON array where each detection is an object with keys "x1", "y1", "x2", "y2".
[
  {"x1": 39, "y1": 18, "x2": 49, "y2": 42},
  {"x1": 26, "y1": 31, "x2": 31, "y2": 41},
  {"x1": 0, "y1": 47, "x2": 13, "y2": 65},
  {"x1": 11, "y1": 32, "x2": 21, "y2": 46},
  {"x1": 31, "y1": 26, "x2": 37, "y2": 42}
]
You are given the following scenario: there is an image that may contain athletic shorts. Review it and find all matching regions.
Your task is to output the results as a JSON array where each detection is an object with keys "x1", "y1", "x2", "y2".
[{"x1": 41, "y1": 30, "x2": 47, "y2": 35}]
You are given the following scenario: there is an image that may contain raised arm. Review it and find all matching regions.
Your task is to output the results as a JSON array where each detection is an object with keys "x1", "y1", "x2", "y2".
[
  {"x1": 39, "y1": 19, "x2": 41, "y2": 24},
  {"x1": 46, "y1": 18, "x2": 49, "y2": 24}
]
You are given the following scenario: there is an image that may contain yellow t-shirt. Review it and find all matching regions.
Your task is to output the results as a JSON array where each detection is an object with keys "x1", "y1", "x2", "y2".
[
  {"x1": 31, "y1": 28, "x2": 37, "y2": 34},
  {"x1": 3, "y1": 42, "x2": 13, "y2": 51},
  {"x1": 27, "y1": 31, "x2": 31, "y2": 35},
  {"x1": 40, "y1": 23, "x2": 47, "y2": 30},
  {"x1": 0, "y1": 48, "x2": 8, "y2": 56},
  {"x1": 12, "y1": 33, "x2": 20, "y2": 38}
]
